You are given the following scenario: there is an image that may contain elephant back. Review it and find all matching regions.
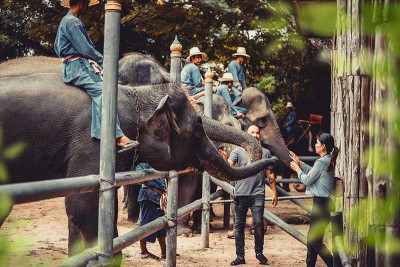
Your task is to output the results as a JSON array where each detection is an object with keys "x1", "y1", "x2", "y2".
[{"x1": 0, "y1": 56, "x2": 63, "y2": 79}]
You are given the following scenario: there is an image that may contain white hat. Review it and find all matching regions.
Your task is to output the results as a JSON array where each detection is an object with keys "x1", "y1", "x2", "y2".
[
  {"x1": 286, "y1": 102, "x2": 294, "y2": 108},
  {"x1": 61, "y1": 0, "x2": 99, "y2": 8},
  {"x1": 232, "y1": 47, "x2": 250, "y2": 58},
  {"x1": 186, "y1": 47, "x2": 207, "y2": 62},
  {"x1": 218, "y1": 73, "x2": 238, "y2": 82}
]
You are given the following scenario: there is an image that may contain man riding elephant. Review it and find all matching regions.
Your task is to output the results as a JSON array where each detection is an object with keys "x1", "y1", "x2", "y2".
[
  {"x1": 181, "y1": 47, "x2": 217, "y2": 99},
  {"x1": 55, "y1": 0, "x2": 138, "y2": 152},
  {"x1": 227, "y1": 47, "x2": 250, "y2": 101}
]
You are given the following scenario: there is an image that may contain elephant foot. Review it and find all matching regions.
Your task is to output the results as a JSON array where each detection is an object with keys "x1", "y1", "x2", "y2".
[{"x1": 177, "y1": 224, "x2": 194, "y2": 237}]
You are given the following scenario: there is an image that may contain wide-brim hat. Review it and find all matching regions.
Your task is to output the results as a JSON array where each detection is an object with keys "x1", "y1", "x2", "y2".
[
  {"x1": 186, "y1": 47, "x2": 207, "y2": 62},
  {"x1": 232, "y1": 47, "x2": 250, "y2": 58},
  {"x1": 286, "y1": 102, "x2": 294, "y2": 108},
  {"x1": 61, "y1": 0, "x2": 99, "y2": 8},
  {"x1": 218, "y1": 72, "x2": 238, "y2": 82}
]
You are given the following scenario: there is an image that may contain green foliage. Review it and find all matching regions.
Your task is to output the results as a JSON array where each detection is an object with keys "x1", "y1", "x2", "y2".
[{"x1": 296, "y1": 1, "x2": 400, "y2": 258}]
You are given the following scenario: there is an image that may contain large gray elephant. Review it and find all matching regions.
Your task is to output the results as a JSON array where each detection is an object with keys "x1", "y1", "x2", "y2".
[
  {"x1": 0, "y1": 56, "x2": 271, "y2": 261},
  {"x1": 235, "y1": 87, "x2": 292, "y2": 167}
]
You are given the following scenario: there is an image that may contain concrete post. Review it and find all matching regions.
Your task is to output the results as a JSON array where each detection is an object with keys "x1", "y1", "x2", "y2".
[
  {"x1": 96, "y1": 1, "x2": 121, "y2": 265},
  {"x1": 166, "y1": 170, "x2": 179, "y2": 267},
  {"x1": 170, "y1": 36, "x2": 182, "y2": 84},
  {"x1": 201, "y1": 68, "x2": 214, "y2": 249}
]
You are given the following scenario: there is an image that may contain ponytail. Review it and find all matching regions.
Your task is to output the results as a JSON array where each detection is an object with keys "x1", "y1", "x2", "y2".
[
  {"x1": 316, "y1": 132, "x2": 339, "y2": 172},
  {"x1": 327, "y1": 146, "x2": 339, "y2": 172}
]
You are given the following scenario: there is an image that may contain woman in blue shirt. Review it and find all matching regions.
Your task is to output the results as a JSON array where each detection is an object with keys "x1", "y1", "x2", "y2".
[
  {"x1": 54, "y1": 0, "x2": 138, "y2": 152},
  {"x1": 290, "y1": 133, "x2": 339, "y2": 267}
]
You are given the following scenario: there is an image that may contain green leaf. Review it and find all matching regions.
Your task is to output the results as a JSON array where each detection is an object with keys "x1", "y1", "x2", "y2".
[
  {"x1": 0, "y1": 162, "x2": 7, "y2": 183},
  {"x1": 298, "y1": 3, "x2": 337, "y2": 37},
  {"x1": 2, "y1": 142, "x2": 26, "y2": 160}
]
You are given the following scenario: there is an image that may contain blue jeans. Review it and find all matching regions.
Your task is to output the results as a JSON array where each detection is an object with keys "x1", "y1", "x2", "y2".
[
  {"x1": 234, "y1": 195, "x2": 265, "y2": 257},
  {"x1": 70, "y1": 60, "x2": 124, "y2": 139},
  {"x1": 216, "y1": 86, "x2": 247, "y2": 117}
]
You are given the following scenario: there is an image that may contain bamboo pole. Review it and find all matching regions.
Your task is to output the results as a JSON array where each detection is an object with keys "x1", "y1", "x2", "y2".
[{"x1": 166, "y1": 170, "x2": 179, "y2": 267}]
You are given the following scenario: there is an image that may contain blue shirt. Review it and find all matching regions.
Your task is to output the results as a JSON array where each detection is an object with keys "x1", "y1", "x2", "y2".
[
  {"x1": 286, "y1": 111, "x2": 297, "y2": 127},
  {"x1": 229, "y1": 147, "x2": 271, "y2": 197},
  {"x1": 136, "y1": 163, "x2": 166, "y2": 205},
  {"x1": 227, "y1": 60, "x2": 247, "y2": 90},
  {"x1": 54, "y1": 12, "x2": 103, "y2": 83},
  {"x1": 181, "y1": 62, "x2": 205, "y2": 91},
  {"x1": 297, "y1": 155, "x2": 334, "y2": 198}
]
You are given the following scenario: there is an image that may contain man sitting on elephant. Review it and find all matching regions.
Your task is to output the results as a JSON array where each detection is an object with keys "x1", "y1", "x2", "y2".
[
  {"x1": 54, "y1": 0, "x2": 138, "y2": 152},
  {"x1": 181, "y1": 47, "x2": 216, "y2": 98},
  {"x1": 227, "y1": 47, "x2": 250, "y2": 101},
  {"x1": 214, "y1": 72, "x2": 247, "y2": 118}
]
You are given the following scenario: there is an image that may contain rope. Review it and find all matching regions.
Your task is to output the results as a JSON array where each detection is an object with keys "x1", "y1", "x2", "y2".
[
  {"x1": 95, "y1": 175, "x2": 116, "y2": 192},
  {"x1": 92, "y1": 248, "x2": 112, "y2": 259},
  {"x1": 201, "y1": 202, "x2": 210, "y2": 211}
]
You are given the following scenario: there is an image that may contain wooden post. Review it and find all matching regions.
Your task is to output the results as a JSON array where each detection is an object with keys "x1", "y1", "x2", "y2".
[
  {"x1": 201, "y1": 68, "x2": 214, "y2": 249},
  {"x1": 169, "y1": 36, "x2": 182, "y2": 84}
]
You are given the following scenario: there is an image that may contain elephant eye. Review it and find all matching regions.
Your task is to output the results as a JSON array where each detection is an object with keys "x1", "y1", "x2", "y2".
[{"x1": 257, "y1": 117, "x2": 268, "y2": 128}]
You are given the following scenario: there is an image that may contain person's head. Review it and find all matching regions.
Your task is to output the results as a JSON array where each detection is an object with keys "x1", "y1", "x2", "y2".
[
  {"x1": 186, "y1": 47, "x2": 207, "y2": 65},
  {"x1": 219, "y1": 73, "x2": 236, "y2": 88},
  {"x1": 191, "y1": 54, "x2": 203, "y2": 65},
  {"x1": 316, "y1": 132, "x2": 339, "y2": 172},
  {"x1": 69, "y1": 0, "x2": 90, "y2": 14},
  {"x1": 247, "y1": 125, "x2": 260, "y2": 141},
  {"x1": 236, "y1": 55, "x2": 246, "y2": 64},
  {"x1": 286, "y1": 102, "x2": 294, "y2": 112},
  {"x1": 232, "y1": 47, "x2": 250, "y2": 63}
]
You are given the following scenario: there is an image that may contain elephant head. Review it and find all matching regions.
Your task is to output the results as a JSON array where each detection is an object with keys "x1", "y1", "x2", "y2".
[
  {"x1": 120, "y1": 83, "x2": 271, "y2": 181},
  {"x1": 236, "y1": 87, "x2": 292, "y2": 168}
]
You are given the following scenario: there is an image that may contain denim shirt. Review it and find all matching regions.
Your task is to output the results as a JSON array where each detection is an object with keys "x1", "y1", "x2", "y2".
[
  {"x1": 54, "y1": 12, "x2": 103, "y2": 83},
  {"x1": 181, "y1": 62, "x2": 204, "y2": 90},
  {"x1": 297, "y1": 155, "x2": 334, "y2": 198},
  {"x1": 228, "y1": 60, "x2": 247, "y2": 90},
  {"x1": 136, "y1": 163, "x2": 166, "y2": 205}
]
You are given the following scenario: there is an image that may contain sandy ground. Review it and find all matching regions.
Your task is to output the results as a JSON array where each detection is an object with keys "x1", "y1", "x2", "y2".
[{"x1": 2, "y1": 184, "x2": 327, "y2": 267}]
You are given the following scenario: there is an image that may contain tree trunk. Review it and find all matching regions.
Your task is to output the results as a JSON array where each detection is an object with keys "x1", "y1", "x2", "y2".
[{"x1": 332, "y1": 0, "x2": 400, "y2": 266}]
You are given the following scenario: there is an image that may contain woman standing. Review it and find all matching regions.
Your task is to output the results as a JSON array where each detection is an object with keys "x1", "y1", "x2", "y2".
[{"x1": 289, "y1": 133, "x2": 339, "y2": 267}]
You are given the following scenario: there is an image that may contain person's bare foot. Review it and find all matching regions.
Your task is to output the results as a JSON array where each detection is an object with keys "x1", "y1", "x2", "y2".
[{"x1": 116, "y1": 136, "x2": 138, "y2": 147}]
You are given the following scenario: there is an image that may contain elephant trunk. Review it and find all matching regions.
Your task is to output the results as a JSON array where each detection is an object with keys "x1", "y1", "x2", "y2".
[
  {"x1": 201, "y1": 115, "x2": 262, "y2": 162},
  {"x1": 196, "y1": 133, "x2": 275, "y2": 181},
  {"x1": 261, "y1": 122, "x2": 292, "y2": 168}
]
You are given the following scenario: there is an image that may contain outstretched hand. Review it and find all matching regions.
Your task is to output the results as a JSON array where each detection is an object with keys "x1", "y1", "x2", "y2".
[
  {"x1": 290, "y1": 161, "x2": 301, "y2": 173},
  {"x1": 289, "y1": 151, "x2": 301, "y2": 165}
]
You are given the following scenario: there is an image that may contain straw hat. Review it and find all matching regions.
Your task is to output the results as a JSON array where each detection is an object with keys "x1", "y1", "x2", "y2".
[
  {"x1": 186, "y1": 47, "x2": 207, "y2": 62},
  {"x1": 61, "y1": 0, "x2": 99, "y2": 8},
  {"x1": 232, "y1": 47, "x2": 250, "y2": 58},
  {"x1": 218, "y1": 73, "x2": 238, "y2": 83},
  {"x1": 286, "y1": 102, "x2": 294, "y2": 108}
]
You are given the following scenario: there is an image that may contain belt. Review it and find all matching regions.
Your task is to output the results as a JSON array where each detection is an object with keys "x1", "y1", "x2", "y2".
[
  {"x1": 142, "y1": 184, "x2": 165, "y2": 195},
  {"x1": 62, "y1": 54, "x2": 80, "y2": 64}
]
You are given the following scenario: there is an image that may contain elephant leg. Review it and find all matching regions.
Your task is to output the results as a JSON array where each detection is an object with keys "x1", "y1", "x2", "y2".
[
  {"x1": 191, "y1": 176, "x2": 204, "y2": 233},
  {"x1": 177, "y1": 172, "x2": 200, "y2": 236},
  {"x1": 125, "y1": 185, "x2": 140, "y2": 222},
  {"x1": 66, "y1": 192, "x2": 99, "y2": 256}
]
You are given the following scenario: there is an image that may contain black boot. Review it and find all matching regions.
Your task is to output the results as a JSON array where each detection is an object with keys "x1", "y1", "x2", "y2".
[
  {"x1": 256, "y1": 253, "x2": 268, "y2": 265},
  {"x1": 230, "y1": 256, "x2": 245, "y2": 266}
]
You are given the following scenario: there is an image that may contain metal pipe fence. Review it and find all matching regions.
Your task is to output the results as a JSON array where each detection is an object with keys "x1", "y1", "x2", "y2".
[{"x1": 209, "y1": 195, "x2": 313, "y2": 204}]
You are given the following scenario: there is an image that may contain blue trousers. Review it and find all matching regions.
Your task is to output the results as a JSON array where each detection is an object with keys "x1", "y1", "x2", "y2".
[
  {"x1": 139, "y1": 200, "x2": 166, "y2": 243},
  {"x1": 70, "y1": 60, "x2": 124, "y2": 139},
  {"x1": 216, "y1": 86, "x2": 247, "y2": 117},
  {"x1": 234, "y1": 195, "x2": 265, "y2": 257}
]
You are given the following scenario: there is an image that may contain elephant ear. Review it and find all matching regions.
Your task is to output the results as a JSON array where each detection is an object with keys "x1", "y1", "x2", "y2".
[{"x1": 147, "y1": 95, "x2": 180, "y2": 144}]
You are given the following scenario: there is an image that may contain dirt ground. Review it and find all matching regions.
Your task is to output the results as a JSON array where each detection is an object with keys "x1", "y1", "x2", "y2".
[{"x1": 2, "y1": 184, "x2": 327, "y2": 267}]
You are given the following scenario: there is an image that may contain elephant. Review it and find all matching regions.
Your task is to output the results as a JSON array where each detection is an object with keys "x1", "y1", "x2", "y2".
[{"x1": 0, "y1": 56, "x2": 273, "y2": 262}]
